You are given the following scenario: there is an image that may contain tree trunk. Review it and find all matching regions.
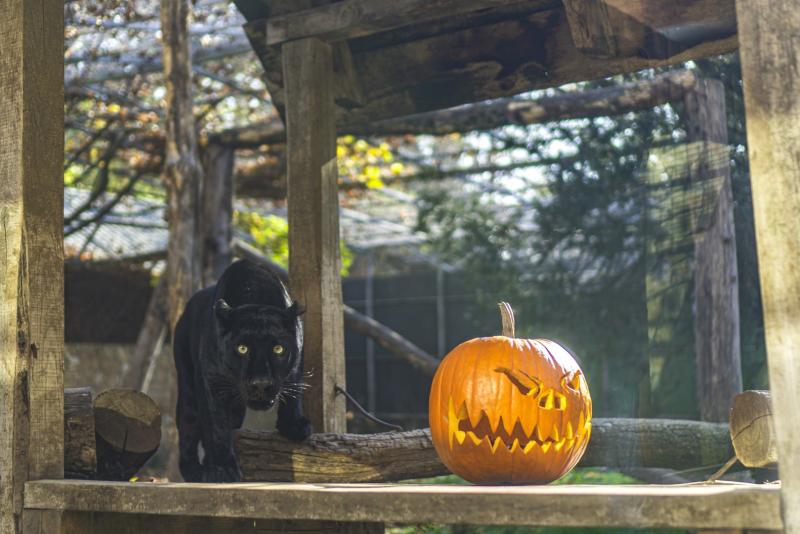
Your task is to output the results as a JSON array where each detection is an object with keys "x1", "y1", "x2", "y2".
[
  {"x1": 161, "y1": 0, "x2": 203, "y2": 332},
  {"x1": 200, "y1": 143, "x2": 235, "y2": 285},
  {"x1": 683, "y1": 80, "x2": 742, "y2": 423},
  {"x1": 235, "y1": 418, "x2": 733, "y2": 483}
]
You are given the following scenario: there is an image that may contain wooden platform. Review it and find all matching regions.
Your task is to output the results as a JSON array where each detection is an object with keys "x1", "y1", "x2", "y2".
[{"x1": 25, "y1": 480, "x2": 782, "y2": 530}]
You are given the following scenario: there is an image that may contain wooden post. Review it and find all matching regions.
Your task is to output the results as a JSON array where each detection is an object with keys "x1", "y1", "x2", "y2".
[
  {"x1": 283, "y1": 38, "x2": 347, "y2": 433},
  {"x1": 683, "y1": 80, "x2": 742, "y2": 422},
  {"x1": 736, "y1": 1, "x2": 800, "y2": 532},
  {"x1": 0, "y1": 1, "x2": 64, "y2": 532},
  {"x1": 201, "y1": 143, "x2": 235, "y2": 285}
]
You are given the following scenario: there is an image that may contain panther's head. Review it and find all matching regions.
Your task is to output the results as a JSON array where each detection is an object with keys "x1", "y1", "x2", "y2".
[{"x1": 212, "y1": 299, "x2": 303, "y2": 411}]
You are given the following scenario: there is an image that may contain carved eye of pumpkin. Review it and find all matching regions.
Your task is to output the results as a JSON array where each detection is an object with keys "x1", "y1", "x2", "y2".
[
  {"x1": 273, "y1": 345, "x2": 285, "y2": 356},
  {"x1": 236, "y1": 344, "x2": 249, "y2": 356}
]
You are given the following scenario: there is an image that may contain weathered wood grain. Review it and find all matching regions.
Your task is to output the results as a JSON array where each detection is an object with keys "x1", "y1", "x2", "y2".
[
  {"x1": 161, "y1": 0, "x2": 204, "y2": 333},
  {"x1": 235, "y1": 418, "x2": 733, "y2": 483},
  {"x1": 245, "y1": 2, "x2": 737, "y2": 124},
  {"x1": 684, "y1": 80, "x2": 742, "y2": 423},
  {"x1": 736, "y1": 1, "x2": 800, "y2": 532},
  {"x1": 0, "y1": 1, "x2": 65, "y2": 532},
  {"x1": 24, "y1": 479, "x2": 782, "y2": 529},
  {"x1": 563, "y1": 0, "x2": 735, "y2": 60},
  {"x1": 64, "y1": 389, "x2": 97, "y2": 480},
  {"x1": 283, "y1": 38, "x2": 347, "y2": 433},
  {"x1": 54, "y1": 513, "x2": 382, "y2": 534},
  {"x1": 200, "y1": 143, "x2": 235, "y2": 286},
  {"x1": 93, "y1": 389, "x2": 161, "y2": 481},
  {"x1": 730, "y1": 391, "x2": 777, "y2": 469},
  {"x1": 264, "y1": 0, "x2": 528, "y2": 46}
]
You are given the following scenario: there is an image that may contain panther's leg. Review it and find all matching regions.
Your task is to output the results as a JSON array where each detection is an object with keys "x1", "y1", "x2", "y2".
[
  {"x1": 276, "y1": 364, "x2": 312, "y2": 441},
  {"x1": 197, "y1": 376, "x2": 245, "y2": 482},
  {"x1": 173, "y1": 314, "x2": 203, "y2": 482}
]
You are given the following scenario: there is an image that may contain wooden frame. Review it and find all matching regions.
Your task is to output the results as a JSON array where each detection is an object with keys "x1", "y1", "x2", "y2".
[
  {"x1": 6, "y1": 0, "x2": 800, "y2": 532},
  {"x1": 1, "y1": 1, "x2": 65, "y2": 533}
]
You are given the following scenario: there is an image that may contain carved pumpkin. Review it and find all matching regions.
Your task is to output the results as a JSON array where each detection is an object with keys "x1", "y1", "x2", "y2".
[{"x1": 429, "y1": 302, "x2": 592, "y2": 484}]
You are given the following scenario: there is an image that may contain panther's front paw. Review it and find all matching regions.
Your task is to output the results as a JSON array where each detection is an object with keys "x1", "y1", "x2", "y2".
[
  {"x1": 202, "y1": 463, "x2": 242, "y2": 483},
  {"x1": 277, "y1": 415, "x2": 312, "y2": 441}
]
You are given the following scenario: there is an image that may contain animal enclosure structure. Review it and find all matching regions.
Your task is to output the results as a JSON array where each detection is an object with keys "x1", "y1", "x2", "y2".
[{"x1": 3, "y1": 0, "x2": 800, "y2": 533}]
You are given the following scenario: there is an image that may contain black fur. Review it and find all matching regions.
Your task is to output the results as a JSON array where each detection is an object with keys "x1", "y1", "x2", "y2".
[{"x1": 173, "y1": 259, "x2": 312, "y2": 482}]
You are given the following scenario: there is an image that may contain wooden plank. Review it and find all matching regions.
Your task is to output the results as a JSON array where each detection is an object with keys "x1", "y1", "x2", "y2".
[
  {"x1": 246, "y1": 2, "x2": 737, "y2": 124},
  {"x1": 683, "y1": 80, "x2": 742, "y2": 423},
  {"x1": 735, "y1": 1, "x2": 800, "y2": 532},
  {"x1": 24, "y1": 480, "x2": 782, "y2": 530},
  {"x1": 57, "y1": 512, "x2": 381, "y2": 534},
  {"x1": 0, "y1": 1, "x2": 65, "y2": 533},
  {"x1": 563, "y1": 0, "x2": 736, "y2": 60},
  {"x1": 264, "y1": 0, "x2": 528, "y2": 46},
  {"x1": 283, "y1": 38, "x2": 346, "y2": 433},
  {"x1": 235, "y1": 418, "x2": 733, "y2": 483}
]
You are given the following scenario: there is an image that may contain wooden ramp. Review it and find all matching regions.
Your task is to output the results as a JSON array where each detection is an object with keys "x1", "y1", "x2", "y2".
[{"x1": 25, "y1": 480, "x2": 782, "y2": 530}]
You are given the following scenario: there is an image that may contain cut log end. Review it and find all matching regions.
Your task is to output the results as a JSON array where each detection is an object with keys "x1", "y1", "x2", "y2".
[
  {"x1": 93, "y1": 389, "x2": 162, "y2": 480},
  {"x1": 730, "y1": 390, "x2": 777, "y2": 468}
]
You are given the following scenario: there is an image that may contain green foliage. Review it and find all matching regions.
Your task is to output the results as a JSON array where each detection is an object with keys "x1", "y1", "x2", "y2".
[
  {"x1": 234, "y1": 210, "x2": 352, "y2": 276},
  {"x1": 416, "y1": 55, "x2": 767, "y2": 418}
]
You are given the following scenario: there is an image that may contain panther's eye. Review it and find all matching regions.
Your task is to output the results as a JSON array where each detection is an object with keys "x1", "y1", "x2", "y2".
[
  {"x1": 236, "y1": 344, "x2": 249, "y2": 356},
  {"x1": 273, "y1": 345, "x2": 285, "y2": 356}
]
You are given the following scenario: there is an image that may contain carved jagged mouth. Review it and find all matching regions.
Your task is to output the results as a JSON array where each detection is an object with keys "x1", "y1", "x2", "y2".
[{"x1": 447, "y1": 398, "x2": 590, "y2": 454}]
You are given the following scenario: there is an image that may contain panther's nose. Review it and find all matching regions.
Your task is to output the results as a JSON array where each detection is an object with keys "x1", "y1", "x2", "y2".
[{"x1": 247, "y1": 378, "x2": 273, "y2": 391}]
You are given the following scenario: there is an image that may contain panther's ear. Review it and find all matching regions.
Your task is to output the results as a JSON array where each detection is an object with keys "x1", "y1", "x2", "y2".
[
  {"x1": 214, "y1": 299, "x2": 233, "y2": 329},
  {"x1": 283, "y1": 302, "x2": 303, "y2": 326}
]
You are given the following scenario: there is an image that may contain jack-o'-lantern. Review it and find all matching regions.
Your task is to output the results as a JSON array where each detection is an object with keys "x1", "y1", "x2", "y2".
[{"x1": 429, "y1": 302, "x2": 592, "y2": 484}]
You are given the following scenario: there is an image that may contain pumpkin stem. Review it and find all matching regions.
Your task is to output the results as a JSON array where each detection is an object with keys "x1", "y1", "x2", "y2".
[{"x1": 498, "y1": 302, "x2": 515, "y2": 338}]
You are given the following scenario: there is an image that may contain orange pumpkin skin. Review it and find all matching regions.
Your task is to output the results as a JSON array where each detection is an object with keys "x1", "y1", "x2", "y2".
[{"x1": 429, "y1": 335, "x2": 592, "y2": 485}]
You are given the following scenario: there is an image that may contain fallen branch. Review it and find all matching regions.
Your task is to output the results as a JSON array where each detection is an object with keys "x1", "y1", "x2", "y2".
[{"x1": 235, "y1": 418, "x2": 733, "y2": 483}]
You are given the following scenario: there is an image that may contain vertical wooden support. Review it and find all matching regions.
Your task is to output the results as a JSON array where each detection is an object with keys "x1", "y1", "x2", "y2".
[
  {"x1": 0, "y1": 1, "x2": 64, "y2": 533},
  {"x1": 283, "y1": 38, "x2": 347, "y2": 433},
  {"x1": 684, "y1": 80, "x2": 742, "y2": 422},
  {"x1": 200, "y1": 143, "x2": 235, "y2": 285},
  {"x1": 736, "y1": 1, "x2": 800, "y2": 532}
]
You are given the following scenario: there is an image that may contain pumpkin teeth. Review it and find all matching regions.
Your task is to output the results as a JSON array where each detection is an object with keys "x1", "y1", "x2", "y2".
[
  {"x1": 578, "y1": 412, "x2": 586, "y2": 437},
  {"x1": 550, "y1": 422, "x2": 560, "y2": 441},
  {"x1": 509, "y1": 438, "x2": 522, "y2": 453},
  {"x1": 540, "y1": 441, "x2": 552, "y2": 453},
  {"x1": 523, "y1": 440, "x2": 537, "y2": 454},
  {"x1": 490, "y1": 437, "x2": 503, "y2": 453},
  {"x1": 467, "y1": 431, "x2": 482, "y2": 446},
  {"x1": 553, "y1": 437, "x2": 567, "y2": 452},
  {"x1": 564, "y1": 420, "x2": 574, "y2": 440},
  {"x1": 535, "y1": 423, "x2": 547, "y2": 442},
  {"x1": 455, "y1": 430, "x2": 467, "y2": 445}
]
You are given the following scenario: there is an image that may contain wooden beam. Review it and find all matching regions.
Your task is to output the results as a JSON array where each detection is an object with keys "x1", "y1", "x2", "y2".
[
  {"x1": 248, "y1": 2, "x2": 737, "y2": 124},
  {"x1": 563, "y1": 0, "x2": 736, "y2": 60},
  {"x1": 283, "y1": 38, "x2": 347, "y2": 433},
  {"x1": 683, "y1": 80, "x2": 742, "y2": 423},
  {"x1": 200, "y1": 143, "x2": 235, "y2": 285},
  {"x1": 0, "y1": 1, "x2": 65, "y2": 532},
  {"x1": 264, "y1": 0, "x2": 527, "y2": 46},
  {"x1": 735, "y1": 2, "x2": 800, "y2": 532},
  {"x1": 25, "y1": 480, "x2": 782, "y2": 530},
  {"x1": 235, "y1": 418, "x2": 733, "y2": 483}
]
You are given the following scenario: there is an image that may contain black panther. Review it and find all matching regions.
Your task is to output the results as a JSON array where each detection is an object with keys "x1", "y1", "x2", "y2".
[{"x1": 173, "y1": 259, "x2": 312, "y2": 482}]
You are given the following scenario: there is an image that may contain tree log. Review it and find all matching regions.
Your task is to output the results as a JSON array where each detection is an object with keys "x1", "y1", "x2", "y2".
[
  {"x1": 232, "y1": 240, "x2": 440, "y2": 375},
  {"x1": 235, "y1": 418, "x2": 733, "y2": 483},
  {"x1": 93, "y1": 389, "x2": 162, "y2": 481},
  {"x1": 64, "y1": 388, "x2": 97, "y2": 480},
  {"x1": 730, "y1": 390, "x2": 777, "y2": 469}
]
